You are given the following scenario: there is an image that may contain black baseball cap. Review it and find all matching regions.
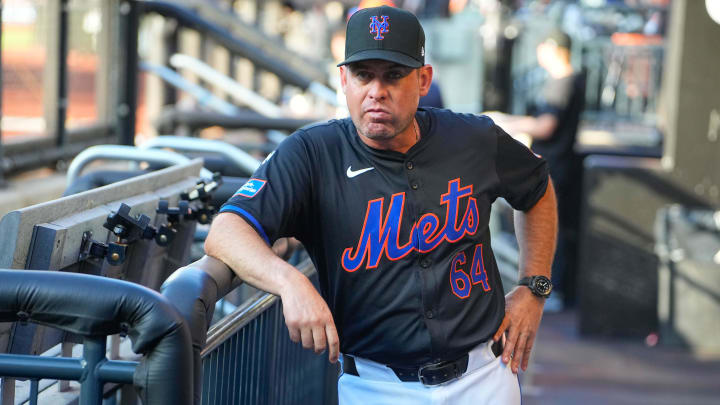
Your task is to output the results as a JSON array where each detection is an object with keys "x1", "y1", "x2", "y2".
[{"x1": 337, "y1": 6, "x2": 425, "y2": 68}]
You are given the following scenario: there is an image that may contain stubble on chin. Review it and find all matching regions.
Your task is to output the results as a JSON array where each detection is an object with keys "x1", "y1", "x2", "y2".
[
  {"x1": 361, "y1": 127, "x2": 396, "y2": 140},
  {"x1": 357, "y1": 115, "x2": 415, "y2": 141},
  {"x1": 355, "y1": 119, "x2": 397, "y2": 140}
]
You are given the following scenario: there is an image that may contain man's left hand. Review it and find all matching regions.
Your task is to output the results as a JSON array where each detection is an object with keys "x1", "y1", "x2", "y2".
[{"x1": 492, "y1": 286, "x2": 545, "y2": 373}]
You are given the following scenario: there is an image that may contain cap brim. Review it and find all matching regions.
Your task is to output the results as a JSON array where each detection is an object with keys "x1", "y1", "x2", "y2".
[{"x1": 337, "y1": 49, "x2": 422, "y2": 68}]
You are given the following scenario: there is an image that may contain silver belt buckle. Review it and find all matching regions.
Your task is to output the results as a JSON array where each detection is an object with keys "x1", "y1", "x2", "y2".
[{"x1": 417, "y1": 360, "x2": 461, "y2": 387}]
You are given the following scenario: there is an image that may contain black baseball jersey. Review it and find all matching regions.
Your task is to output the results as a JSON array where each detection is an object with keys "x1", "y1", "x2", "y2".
[{"x1": 220, "y1": 107, "x2": 548, "y2": 367}]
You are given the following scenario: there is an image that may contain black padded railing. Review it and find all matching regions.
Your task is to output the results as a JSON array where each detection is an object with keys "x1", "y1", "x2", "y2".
[{"x1": 0, "y1": 270, "x2": 193, "y2": 405}]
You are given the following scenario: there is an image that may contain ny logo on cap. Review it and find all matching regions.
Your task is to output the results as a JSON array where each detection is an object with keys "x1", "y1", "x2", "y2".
[{"x1": 369, "y1": 15, "x2": 389, "y2": 40}]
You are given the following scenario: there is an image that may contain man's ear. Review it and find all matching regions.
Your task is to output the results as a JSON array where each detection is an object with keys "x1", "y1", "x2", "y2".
[
  {"x1": 418, "y1": 65, "x2": 433, "y2": 97},
  {"x1": 339, "y1": 66, "x2": 347, "y2": 94}
]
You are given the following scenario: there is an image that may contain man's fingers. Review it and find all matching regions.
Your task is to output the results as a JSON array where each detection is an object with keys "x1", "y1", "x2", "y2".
[
  {"x1": 511, "y1": 333, "x2": 529, "y2": 373},
  {"x1": 300, "y1": 327, "x2": 314, "y2": 350},
  {"x1": 521, "y1": 334, "x2": 535, "y2": 371},
  {"x1": 326, "y1": 324, "x2": 340, "y2": 364},
  {"x1": 493, "y1": 316, "x2": 509, "y2": 342},
  {"x1": 502, "y1": 324, "x2": 519, "y2": 364},
  {"x1": 312, "y1": 325, "x2": 327, "y2": 354},
  {"x1": 288, "y1": 326, "x2": 300, "y2": 343}
]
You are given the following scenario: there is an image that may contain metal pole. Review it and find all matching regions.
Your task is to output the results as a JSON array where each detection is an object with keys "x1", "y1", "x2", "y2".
[
  {"x1": 0, "y1": 354, "x2": 83, "y2": 380},
  {"x1": 56, "y1": 0, "x2": 69, "y2": 147},
  {"x1": 162, "y1": 19, "x2": 179, "y2": 107},
  {"x1": 96, "y1": 360, "x2": 137, "y2": 384},
  {"x1": 117, "y1": 0, "x2": 139, "y2": 145},
  {"x1": 0, "y1": 1, "x2": 6, "y2": 186},
  {"x1": 59, "y1": 342, "x2": 73, "y2": 392},
  {"x1": 1, "y1": 378, "x2": 15, "y2": 405},
  {"x1": 29, "y1": 380, "x2": 39, "y2": 405},
  {"x1": 79, "y1": 337, "x2": 107, "y2": 405}
]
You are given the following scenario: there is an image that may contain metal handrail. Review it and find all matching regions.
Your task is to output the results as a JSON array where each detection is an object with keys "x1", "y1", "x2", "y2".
[
  {"x1": 201, "y1": 258, "x2": 315, "y2": 357},
  {"x1": 176, "y1": 0, "x2": 330, "y2": 87},
  {"x1": 155, "y1": 108, "x2": 316, "y2": 134},
  {"x1": 308, "y1": 81, "x2": 341, "y2": 107},
  {"x1": 140, "y1": 136, "x2": 261, "y2": 176},
  {"x1": 169, "y1": 54, "x2": 285, "y2": 117},
  {"x1": 140, "y1": 1, "x2": 338, "y2": 104},
  {"x1": 140, "y1": 1, "x2": 313, "y2": 90},
  {"x1": 139, "y1": 61, "x2": 241, "y2": 116},
  {"x1": 66, "y1": 144, "x2": 213, "y2": 184}
]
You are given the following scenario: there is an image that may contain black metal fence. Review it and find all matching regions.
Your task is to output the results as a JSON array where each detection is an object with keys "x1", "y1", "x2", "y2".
[
  {"x1": 200, "y1": 279, "x2": 338, "y2": 405},
  {"x1": 161, "y1": 256, "x2": 339, "y2": 405}
]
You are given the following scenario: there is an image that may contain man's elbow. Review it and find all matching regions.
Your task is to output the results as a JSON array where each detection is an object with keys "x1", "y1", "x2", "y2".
[
  {"x1": 204, "y1": 229, "x2": 220, "y2": 259},
  {"x1": 204, "y1": 213, "x2": 230, "y2": 258}
]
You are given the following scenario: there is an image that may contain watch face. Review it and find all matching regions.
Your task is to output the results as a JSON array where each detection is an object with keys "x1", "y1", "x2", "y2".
[{"x1": 533, "y1": 277, "x2": 552, "y2": 296}]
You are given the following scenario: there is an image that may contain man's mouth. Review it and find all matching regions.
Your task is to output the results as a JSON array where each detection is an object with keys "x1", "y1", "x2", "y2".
[{"x1": 365, "y1": 108, "x2": 391, "y2": 120}]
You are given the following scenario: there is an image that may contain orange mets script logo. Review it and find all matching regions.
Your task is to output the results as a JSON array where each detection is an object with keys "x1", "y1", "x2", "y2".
[{"x1": 369, "y1": 15, "x2": 389, "y2": 40}]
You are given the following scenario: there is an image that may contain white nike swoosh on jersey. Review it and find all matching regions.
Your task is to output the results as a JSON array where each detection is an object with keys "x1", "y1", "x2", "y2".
[{"x1": 346, "y1": 166, "x2": 375, "y2": 178}]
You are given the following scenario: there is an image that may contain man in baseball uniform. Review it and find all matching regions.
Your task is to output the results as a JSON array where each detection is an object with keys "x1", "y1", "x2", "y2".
[{"x1": 205, "y1": 5, "x2": 557, "y2": 404}]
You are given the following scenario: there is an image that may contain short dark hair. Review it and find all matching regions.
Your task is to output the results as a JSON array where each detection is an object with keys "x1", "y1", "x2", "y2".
[{"x1": 543, "y1": 28, "x2": 572, "y2": 50}]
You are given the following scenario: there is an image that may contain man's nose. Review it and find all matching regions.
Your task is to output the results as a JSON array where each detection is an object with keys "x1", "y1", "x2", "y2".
[{"x1": 367, "y1": 78, "x2": 388, "y2": 100}]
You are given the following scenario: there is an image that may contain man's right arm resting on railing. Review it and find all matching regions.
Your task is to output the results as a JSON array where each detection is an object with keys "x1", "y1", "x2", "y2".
[{"x1": 204, "y1": 212, "x2": 340, "y2": 364}]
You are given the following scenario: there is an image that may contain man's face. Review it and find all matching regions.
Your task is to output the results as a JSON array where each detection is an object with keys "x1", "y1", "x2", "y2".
[{"x1": 340, "y1": 60, "x2": 432, "y2": 141}]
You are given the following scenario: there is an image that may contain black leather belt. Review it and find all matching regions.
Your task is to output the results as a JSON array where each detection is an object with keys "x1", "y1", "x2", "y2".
[{"x1": 343, "y1": 340, "x2": 503, "y2": 386}]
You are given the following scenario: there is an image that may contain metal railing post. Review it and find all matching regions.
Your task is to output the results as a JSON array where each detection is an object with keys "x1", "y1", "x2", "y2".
[
  {"x1": 0, "y1": 2, "x2": 5, "y2": 186},
  {"x1": 60, "y1": 342, "x2": 73, "y2": 392},
  {"x1": 162, "y1": 20, "x2": 179, "y2": 107},
  {"x1": 29, "y1": 379, "x2": 39, "y2": 405},
  {"x1": 1, "y1": 377, "x2": 14, "y2": 405},
  {"x1": 79, "y1": 337, "x2": 107, "y2": 405},
  {"x1": 56, "y1": 0, "x2": 69, "y2": 148},
  {"x1": 118, "y1": 0, "x2": 140, "y2": 145}
]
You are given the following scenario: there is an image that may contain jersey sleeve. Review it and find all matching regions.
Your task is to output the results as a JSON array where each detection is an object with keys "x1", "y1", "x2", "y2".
[
  {"x1": 494, "y1": 125, "x2": 549, "y2": 211},
  {"x1": 219, "y1": 133, "x2": 312, "y2": 245}
]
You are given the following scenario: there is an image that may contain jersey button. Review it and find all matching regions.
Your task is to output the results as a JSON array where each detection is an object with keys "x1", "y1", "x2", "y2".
[
  {"x1": 411, "y1": 183, "x2": 419, "y2": 190},
  {"x1": 406, "y1": 161, "x2": 414, "y2": 170},
  {"x1": 425, "y1": 310, "x2": 434, "y2": 319},
  {"x1": 420, "y1": 259, "x2": 431, "y2": 268}
]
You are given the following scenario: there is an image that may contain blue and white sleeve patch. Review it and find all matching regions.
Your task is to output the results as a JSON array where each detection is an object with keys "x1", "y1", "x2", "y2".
[{"x1": 234, "y1": 178, "x2": 267, "y2": 198}]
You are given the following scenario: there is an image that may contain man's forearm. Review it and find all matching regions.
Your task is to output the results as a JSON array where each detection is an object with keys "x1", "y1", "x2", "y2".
[
  {"x1": 494, "y1": 179, "x2": 557, "y2": 373},
  {"x1": 205, "y1": 212, "x2": 340, "y2": 362},
  {"x1": 204, "y1": 212, "x2": 304, "y2": 297},
  {"x1": 513, "y1": 179, "x2": 558, "y2": 279},
  {"x1": 490, "y1": 112, "x2": 557, "y2": 140}
]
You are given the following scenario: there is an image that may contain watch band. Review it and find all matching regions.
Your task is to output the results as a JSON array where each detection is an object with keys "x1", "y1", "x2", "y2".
[
  {"x1": 517, "y1": 276, "x2": 552, "y2": 298},
  {"x1": 517, "y1": 276, "x2": 533, "y2": 286}
]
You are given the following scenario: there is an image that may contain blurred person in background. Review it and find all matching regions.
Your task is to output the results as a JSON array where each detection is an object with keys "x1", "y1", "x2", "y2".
[{"x1": 488, "y1": 28, "x2": 585, "y2": 311}]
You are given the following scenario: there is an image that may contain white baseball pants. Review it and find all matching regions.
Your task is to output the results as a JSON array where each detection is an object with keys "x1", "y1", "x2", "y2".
[{"x1": 338, "y1": 340, "x2": 521, "y2": 405}]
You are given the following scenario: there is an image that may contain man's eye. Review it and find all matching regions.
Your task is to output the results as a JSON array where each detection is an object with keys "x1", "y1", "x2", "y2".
[
  {"x1": 356, "y1": 71, "x2": 372, "y2": 80},
  {"x1": 386, "y1": 70, "x2": 409, "y2": 80}
]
